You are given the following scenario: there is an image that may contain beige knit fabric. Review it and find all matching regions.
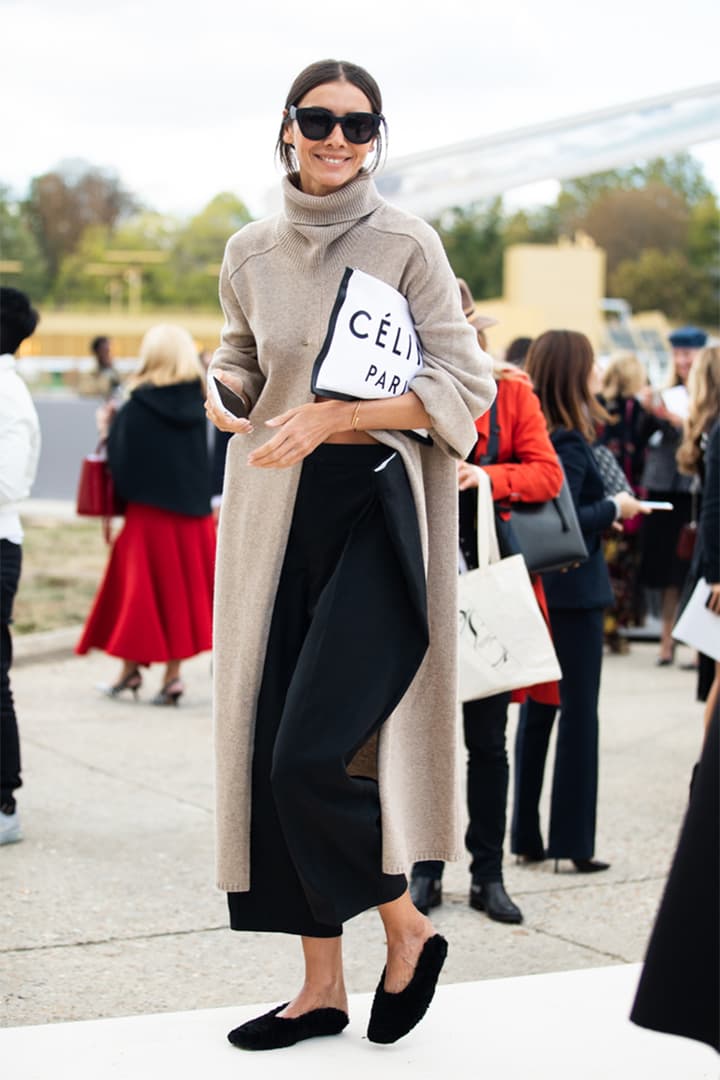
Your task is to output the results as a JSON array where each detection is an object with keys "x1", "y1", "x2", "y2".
[{"x1": 210, "y1": 171, "x2": 496, "y2": 892}]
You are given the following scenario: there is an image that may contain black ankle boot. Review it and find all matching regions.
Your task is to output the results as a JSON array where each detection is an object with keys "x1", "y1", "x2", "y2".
[
  {"x1": 409, "y1": 875, "x2": 442, "y2": 915},
  {"x1": 367, "y1": 934, "x2": 448, "y2": 1044},
  {"x1": 227, "y1": 1003, "x2": 348, "y2": 1051},
  {"x1": 469, "y1": 880, "x2": 523, "y2": 924}
]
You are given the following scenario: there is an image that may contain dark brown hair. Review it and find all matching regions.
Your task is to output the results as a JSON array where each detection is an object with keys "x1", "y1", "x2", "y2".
[
  {"x1": 525, "y1": 329, "x2": 609, "y2": 442},
  {"x1": 276, "y1": 59, "x2": 386, "y2": 175}
]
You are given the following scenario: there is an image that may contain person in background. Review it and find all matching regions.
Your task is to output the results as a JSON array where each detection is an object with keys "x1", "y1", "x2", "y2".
[
  {"x1": 76, "y1": 325, "x2": 215, "y2": 705},
  {"x1": 0, "y1": 287, "x2": 41, "y2": 846},
  {"x1": 88, "y1": 335, "x2": 122, "y2": 400},
  {"x1": 676, "y1": 346, "x2": 720, "y2": 730},
  {"x1": 505, "y1": 336, "x2": 533, "y2": 369},
  {"x1": 596, "y1": 351, "x2": 650, "y2": 653},
  {"x1": 511, "y1": 330, "x2": 649, "y2": 873},
  {"x1": 638, "y1": 326, "x2": 708, "y2": 665},
  {"x1": 410, "y1": 290, "x2": 562, "y2": 925},
  {"x1": 630, "y1": 700, "x2": 718, "y2": 1053}
]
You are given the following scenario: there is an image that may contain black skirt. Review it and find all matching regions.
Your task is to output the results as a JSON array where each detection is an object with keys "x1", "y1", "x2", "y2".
[
  {"x1": 638, "y1": 490, "x2": 692, "y2": 590},
  {"x1": 228, "y1": 443, "x2": 429, "y2": 937}
]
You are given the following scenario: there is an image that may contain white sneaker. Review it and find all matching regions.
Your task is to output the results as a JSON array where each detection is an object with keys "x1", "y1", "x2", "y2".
[{"x1": 0, "y1": 808, "x2": 22, "y2": 845}]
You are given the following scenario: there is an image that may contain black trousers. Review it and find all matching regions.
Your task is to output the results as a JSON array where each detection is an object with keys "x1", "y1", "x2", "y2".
[
  {"x1": 414, "y1": 691, "x2": 512, "y2": 885},
  {"x1": 1, "y1": 539, "x2": 22, "y2": 807},
  {"x1": 228, "y1": 444, "x2": 429, "y2": 937},
  {"x1": 511, "y1": 607, "x2": 604, "y2": 860}
]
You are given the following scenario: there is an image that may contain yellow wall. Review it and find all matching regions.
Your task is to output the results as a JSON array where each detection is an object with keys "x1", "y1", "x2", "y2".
[
  {"x1": 19, "y1": 310, "x2": 224, "y2": 359},
  {"x1": 477, "y1": 242, "x2": 607, "y2": 354}
]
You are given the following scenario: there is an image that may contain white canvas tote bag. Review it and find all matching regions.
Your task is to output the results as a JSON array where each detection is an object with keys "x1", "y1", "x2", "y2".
[{"x1": 457, "y1": 471, "x2": 561, "y2": 702}]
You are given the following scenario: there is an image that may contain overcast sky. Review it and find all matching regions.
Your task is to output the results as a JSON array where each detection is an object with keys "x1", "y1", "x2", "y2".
[{"x1": 3, "y1": 0, "x2": 719, "y2": 218}]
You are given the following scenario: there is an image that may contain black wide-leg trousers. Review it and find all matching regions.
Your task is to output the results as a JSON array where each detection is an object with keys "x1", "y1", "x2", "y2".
[
  {"x1": 228, "y1": 444, "x2": 429, "y2": 937},
  {"x1": 511, "y1": 607, "x2": 604, "y2": 860}
]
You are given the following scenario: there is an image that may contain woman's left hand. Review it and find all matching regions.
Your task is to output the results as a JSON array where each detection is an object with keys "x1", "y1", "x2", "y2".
[
  {"x1": 248, "y1": 401, "x2": 351, "y2": 469},
  {"x1": 707, "y1": 583, "x2": 720, "y2": 615},
  {"x1": 457, "y1": 460, "x2": 484, "y2": 491}
]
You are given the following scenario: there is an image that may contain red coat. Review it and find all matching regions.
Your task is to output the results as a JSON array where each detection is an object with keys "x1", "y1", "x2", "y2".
[{"x1": 473, "y1": 369, "x2": 563, "y2": 705}]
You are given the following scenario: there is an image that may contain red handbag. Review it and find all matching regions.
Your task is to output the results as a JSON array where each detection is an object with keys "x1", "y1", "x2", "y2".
[{"x1": 76, "y1": 443, "x2": 125, "y2": 518}]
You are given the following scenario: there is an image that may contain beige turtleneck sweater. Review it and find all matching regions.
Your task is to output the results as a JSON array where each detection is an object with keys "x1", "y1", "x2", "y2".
[{"x1": 211, "y1": 171, "x2": 495, "y2": 892}]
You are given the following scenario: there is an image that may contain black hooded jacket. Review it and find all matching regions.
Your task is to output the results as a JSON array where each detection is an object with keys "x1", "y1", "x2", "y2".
[{"x1": 107, "y1": 379, "x2": 211, "y2": 517}]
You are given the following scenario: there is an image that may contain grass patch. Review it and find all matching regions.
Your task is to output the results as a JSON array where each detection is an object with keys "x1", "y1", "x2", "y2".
[{"x1": 13, "y1": 518, "x2": 108, "y2": 634}]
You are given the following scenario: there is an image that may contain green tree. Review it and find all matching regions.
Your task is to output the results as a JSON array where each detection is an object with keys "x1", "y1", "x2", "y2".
[
  {"x1": 0, "y1": 184, "x2": 50, "y2": 299},
  {"x1": 23, "y1": 160, "x2": 137, "y2": 293},
  {"x1": 502, "y1": 204, "x2": 560, "y2": 247},
  {"x1": 580, "y1": 183, "x2": 689, "y2": 274},
  {"x1": 171, "y1": 193, "x2": 252, "y2": 307},
  {"x1": 432, "y1": 199, "x2": 505, "y2": 300},
  {"x1": 610, "y1": 248, "x2": 717, "y2": 324}
]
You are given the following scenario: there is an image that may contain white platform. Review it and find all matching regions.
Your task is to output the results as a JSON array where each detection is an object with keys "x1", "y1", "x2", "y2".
[{"x1": 2, "y1": 965, "x2": 717, "y2": 1079}]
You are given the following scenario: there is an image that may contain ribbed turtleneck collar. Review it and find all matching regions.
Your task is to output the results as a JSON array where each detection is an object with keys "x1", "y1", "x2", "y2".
[{"x1": 278, "y1": 171, "x2": 384, "y2": 269}]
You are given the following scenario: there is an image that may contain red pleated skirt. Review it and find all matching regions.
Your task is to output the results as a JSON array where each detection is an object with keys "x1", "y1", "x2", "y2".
[{"x1": 76, "y1": 503, "x2": 215, "y2": 664}]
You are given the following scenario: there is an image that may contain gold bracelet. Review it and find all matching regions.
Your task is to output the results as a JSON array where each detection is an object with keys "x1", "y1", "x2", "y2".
[{"x1": 351, "y1": 402, "x2": 361, "y2": 430}]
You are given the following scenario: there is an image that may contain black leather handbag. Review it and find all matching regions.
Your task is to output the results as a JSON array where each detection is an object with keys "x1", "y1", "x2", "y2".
[
  {"x1": 480, "y1": 399, "x2": 588, "y2": 575},
  {"x1": 506, "y1": 473, "x2": 588, "y2": 574}
]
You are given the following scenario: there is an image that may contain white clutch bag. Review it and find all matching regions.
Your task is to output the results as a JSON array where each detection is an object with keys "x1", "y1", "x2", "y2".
[{"x1": 312, "y1": 266, "x2": 429, "y2": 441}]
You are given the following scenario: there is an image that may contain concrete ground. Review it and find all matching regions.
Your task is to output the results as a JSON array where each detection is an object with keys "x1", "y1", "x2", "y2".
[{"x1": 1, "y1": 630, "x2": 707, "y2": 1031}]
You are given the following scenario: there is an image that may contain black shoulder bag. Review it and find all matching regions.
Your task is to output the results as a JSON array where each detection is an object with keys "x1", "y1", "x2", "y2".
[{"x1": 480, "y1": 399, "x2": 588, "y2": 575}]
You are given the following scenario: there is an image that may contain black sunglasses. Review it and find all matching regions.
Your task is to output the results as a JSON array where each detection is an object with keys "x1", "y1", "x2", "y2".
[{"x1": 288, "y1": 105, "x2": 382, "y2": 145}]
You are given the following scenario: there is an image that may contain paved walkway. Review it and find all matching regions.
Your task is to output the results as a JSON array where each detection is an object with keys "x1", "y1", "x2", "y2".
[{"x1": 1, "y1": 631, "x2": 710, "y2": 1071}]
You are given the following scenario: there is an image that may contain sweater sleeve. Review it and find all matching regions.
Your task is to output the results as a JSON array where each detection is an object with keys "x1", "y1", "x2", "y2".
[
  {"x1": 554, "y1": 429, "x2": 616, "y2": 535},
  {"x1": 401, "y1": 224, "x2": 496, "y2": 459},
  {"x1": 209, "y1": 234, "x2": 265, "y2": 410},
  {"x1": 481, "y1": 380, "x2": 564, "y2": 503}
]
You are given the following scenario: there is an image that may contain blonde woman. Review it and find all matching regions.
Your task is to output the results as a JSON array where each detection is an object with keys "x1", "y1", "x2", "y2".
[
  {"x1": 677, "y1": 345, "x2": 720, "y2": 727},
  {"x1": 638, "y1": 326, "x2": 707, "y2": 664},
  {"x1": 77, "y1": 325, "x2": 215, "y2": 704}
]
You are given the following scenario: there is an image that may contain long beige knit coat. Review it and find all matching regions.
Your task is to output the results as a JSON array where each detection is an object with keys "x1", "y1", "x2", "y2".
[{"x1": 210, "y1": 172, "x2": 495, "y2": 893}]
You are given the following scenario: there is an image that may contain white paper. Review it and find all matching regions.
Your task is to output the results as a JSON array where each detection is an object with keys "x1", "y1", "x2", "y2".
[
  {"x1": 672, "y1": 577, "x2": 720, "y2": 661},
  {"x1": 661, "y1": 384, "x2": 689, "y2": 419}
]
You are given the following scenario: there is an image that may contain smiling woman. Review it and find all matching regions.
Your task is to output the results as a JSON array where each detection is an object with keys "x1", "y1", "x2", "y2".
[
  {"x1": 205, "y1": 57, "x2": 495, "y2": 1053},
  {"x1": 277, "y1": 68, "x2": 385, "y2": 197}
]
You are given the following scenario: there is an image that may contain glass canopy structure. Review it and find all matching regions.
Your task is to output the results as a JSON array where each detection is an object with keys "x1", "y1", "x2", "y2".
[{"x1": 375, "y1": 83, "x2": 720, "y2": 218}]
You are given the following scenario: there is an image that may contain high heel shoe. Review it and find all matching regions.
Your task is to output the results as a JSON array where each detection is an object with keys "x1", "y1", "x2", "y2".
[
  {"x1": 101, "y1": 668, "x2": 142, "y2": 700},
  {"x1": 553, "y1": 858, "x2": 611, "y2": 873},
  {"x1": 152, "y1": 678, "x2": 184, "y2": 706},
  {"x1": 515, "y1": 850, "x2": 546, "y2": 865}
]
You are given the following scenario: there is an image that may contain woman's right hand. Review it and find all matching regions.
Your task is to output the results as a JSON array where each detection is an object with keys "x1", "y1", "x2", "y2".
[
  {"x1": 457, "y1": 460, "x2": 484, "y2": 491},
  {"x1": 205, "y1": 371, "x2": 253, "y2": 435},
  {"x1": 614, "y1": 491, "x2": 651, "y2": 520}
]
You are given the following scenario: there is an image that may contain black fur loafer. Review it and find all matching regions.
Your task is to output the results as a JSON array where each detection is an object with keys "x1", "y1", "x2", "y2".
[
  {"x1": 227, "y1": 1003, "x2": 349, "y2": 1051},
  {"x1": 367, "y1": 934, "x2": 448, "y2": 1044}
]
